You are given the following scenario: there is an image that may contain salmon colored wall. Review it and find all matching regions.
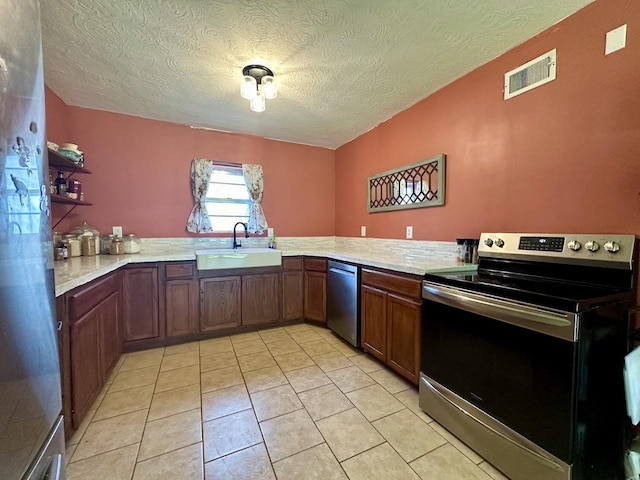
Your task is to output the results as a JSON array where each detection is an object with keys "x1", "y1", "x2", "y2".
[
  {"x1": 44, "y1": 86, "x2": 68, "y2": 146},
  {"x1": 47, "y1": 107, "x2": 335, "y2": 237},
  {"x1": 335, "y1": 0, "x2": 640, "y2": 241}
]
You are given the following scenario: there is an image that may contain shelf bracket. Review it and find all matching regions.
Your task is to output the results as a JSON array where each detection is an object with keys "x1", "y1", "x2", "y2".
[{"x1": 52, "y1": 204, "x2": 77, "y2": 230}]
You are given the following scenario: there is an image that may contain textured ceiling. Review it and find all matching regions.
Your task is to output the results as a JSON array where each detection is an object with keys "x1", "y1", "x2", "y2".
[{"x1": 41, "y1": 0, "x2": 594, "y2": 149}]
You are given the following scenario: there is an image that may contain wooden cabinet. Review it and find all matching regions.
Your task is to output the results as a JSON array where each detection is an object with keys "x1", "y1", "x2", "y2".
[
  {"x1": 386, "y1": 293, "x2": 421, "y2": 382},
  {"x1": 361, "y1": 268, "x2": 422, "y2": 384},
  {"x1": 361, "y1": 285, "x2": 388, "y2": 362},
  {"x1": 66, "y1": 272, "x2": 122, "y2": 430},
  {"x1": 242, "y1": 273, "x2": 281, "y2": 325},
  {"x1": 304, "y1": 258, "x2": 327, "y2": 324},
  {"x1": 282, "y1": 257, "x2": 304, "y2": 321},
  {"x1": 70, "y1": 305, "x2": 101, "y2": 428},
  {"x1": 166, "y1": 279, "x2": 199, "y2": 337},
  {"x1": 123, "y1": 266, "x2": 159, "y2": 342},
  {"x1": 200, "y1": 276, "x2": 241, "y2": 332},
  {"x1": 99, "y1": 292, "x2": 121, "y2": 377},
  {"x1": 164, "y1": 262, "x2": 198, "y2": 338}
]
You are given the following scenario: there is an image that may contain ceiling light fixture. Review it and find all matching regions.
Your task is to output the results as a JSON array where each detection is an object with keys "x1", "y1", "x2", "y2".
[{"x1": 240, "y1": 64, "x2": 277, "y2": 113}]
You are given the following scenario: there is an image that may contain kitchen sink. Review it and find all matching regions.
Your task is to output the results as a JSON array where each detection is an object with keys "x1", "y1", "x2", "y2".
[{"x1": 195, "y1": 248, "x2": 282, "y2": 270}]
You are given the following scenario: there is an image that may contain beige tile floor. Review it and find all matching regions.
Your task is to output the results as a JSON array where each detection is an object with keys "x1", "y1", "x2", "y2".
[{"x1": 64, "y1": 323, "x2": 510, "y2": 480}]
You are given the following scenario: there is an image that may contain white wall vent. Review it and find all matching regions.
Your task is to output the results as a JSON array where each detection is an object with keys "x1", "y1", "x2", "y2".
[{"x1": 504, "y1": 49, "x2": 556, "y2": 100}]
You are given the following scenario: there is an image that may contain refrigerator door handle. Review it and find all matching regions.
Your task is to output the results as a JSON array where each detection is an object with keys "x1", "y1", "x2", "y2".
[{"x1": 43, "y1": 454, "x2": 64, "y2": 480}]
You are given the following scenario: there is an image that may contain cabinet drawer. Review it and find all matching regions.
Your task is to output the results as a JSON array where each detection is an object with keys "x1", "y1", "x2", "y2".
[
  {"x1": 304, "y1": 257, "x2": 327, "y2": 272},
  {"x1": 68, "y1": 273, "x2": 121, "y2": 320},
  {"x1": 361, "y1": 269, "x2": 422, "y2": 300},
  {"x1": 165, "y1": 262, "x2": 195, "y2": 279},
  {"x1": 283, "y1": 257, "x2": 303, "y2": 271}
]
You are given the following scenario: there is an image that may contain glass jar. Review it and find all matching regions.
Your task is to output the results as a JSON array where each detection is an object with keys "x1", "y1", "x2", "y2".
[
  {"x1": 456, "y1": 239, "x2": 466, "y2": 264},
  {"x1": 110, "y1": 237, "x2": 124, "y2": 255},
  {"x1": 70, "y1": 221, "x2": 101, "y2": 255},
  {"x1": 122, "y1": 234, "x2": 141, "y2": 254},
  {"x1": 100, "y1": 235, "x2": 115, "y2": 255},
  {"x1": 53, "y1": 231, "x2": 62, "y2": 246},
  {"x1": 63, "y1": 235, "x2": 81, "y2": 257},
  {"x1": 81, "y1": 236, "x2": 97, "y2": 256}
]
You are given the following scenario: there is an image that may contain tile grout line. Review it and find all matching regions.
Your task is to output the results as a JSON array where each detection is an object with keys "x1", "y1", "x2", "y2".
[{"x1": 70, "y1": 323, "x2": 491, "y2": 478}]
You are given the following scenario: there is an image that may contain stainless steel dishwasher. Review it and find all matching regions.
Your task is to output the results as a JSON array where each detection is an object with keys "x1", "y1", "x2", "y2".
[{"x1": 327, "y1": 260, "x2": 361, "y2": 347}]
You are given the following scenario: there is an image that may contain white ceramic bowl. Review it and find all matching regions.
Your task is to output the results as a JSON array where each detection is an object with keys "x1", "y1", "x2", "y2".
[{"x1": 60, "y1": 143, "x2": 81, "y2": 154}]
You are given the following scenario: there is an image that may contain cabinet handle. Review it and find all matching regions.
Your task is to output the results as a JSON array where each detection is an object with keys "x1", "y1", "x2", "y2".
[{"x1": 57, "y1": 321, "x2": 63, "y2": 331}]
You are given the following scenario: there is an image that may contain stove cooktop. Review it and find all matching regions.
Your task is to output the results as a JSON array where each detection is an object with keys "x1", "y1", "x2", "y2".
[{"x1": 423, "y1": 269, "x2": 633, "y2": 313}]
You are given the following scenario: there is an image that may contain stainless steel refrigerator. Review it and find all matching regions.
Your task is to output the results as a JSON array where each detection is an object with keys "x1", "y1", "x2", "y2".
[{"x1": 0, "y1": 1, "x2": 66, "y2": 479}]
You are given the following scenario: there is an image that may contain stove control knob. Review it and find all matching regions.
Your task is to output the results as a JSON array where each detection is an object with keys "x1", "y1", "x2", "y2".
[
  {"x1": 604, "y1": 241, "x2": 620, "y2": 253},
  {"x1": 484, "y1": 238, "x2": 493, "y2": 247},
  {"x1": 585, "y1": 241, "x2": 600, "y2": 252},
  {"x1": 494, "y1": 238, "x2": 505, "y2": 248},
  {"x1": 567, "y1": 240, "x2": 582, "y2": 252}
]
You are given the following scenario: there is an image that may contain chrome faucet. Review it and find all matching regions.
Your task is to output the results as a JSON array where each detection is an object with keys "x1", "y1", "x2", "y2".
[{"x1": 233, "y1": 222, "x2": 249, "y2": 249}]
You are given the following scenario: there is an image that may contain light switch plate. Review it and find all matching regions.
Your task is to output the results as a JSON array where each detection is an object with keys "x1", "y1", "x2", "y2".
[
  {"x1": 112, "y1": 226, "x2": 123, "y2": 237},
  {"x1": 605, "y1": 24, "x2": 627, "y2": 55},
  {"x1": 361, "y1": 226, "x2": 366, "y2": 237},
  {"x1": 267, "y1": 228, "x2": 274, "y2": 238},
  {"x1": 406, "y1": 226, "x2": 413, "y2": 239}
]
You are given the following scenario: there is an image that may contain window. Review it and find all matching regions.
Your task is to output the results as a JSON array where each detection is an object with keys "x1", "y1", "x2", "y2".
[{"x1": 205, "y1": 165, "x2": 250, "y2": 231}]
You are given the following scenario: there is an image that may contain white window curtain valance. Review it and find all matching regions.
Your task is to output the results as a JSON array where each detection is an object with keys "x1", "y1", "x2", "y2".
[
  {"x1": 242, "y1": 164, "x2": 268, "y2": 234},
  {"x1": 186, "y1": 158, "x2": 214, "y2": 233}
]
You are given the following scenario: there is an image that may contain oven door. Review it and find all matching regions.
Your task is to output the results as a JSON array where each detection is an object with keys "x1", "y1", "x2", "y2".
[{"x1": 421, "y1": 282, "x2": 578, "y2": 463}]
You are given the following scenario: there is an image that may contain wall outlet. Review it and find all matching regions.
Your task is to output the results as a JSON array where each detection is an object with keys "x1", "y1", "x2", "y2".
[
  {"x1": 267, "y1": 228, "x2": 274, "y2": 238},
  {"x1": 406, "y1": 226, "x2": 413, "y2": 239},
  {"x1": 112, "y1": 226, "x2": 123, "y2": 237},
  {"x1": 361, "y1": 226, "x2": 366, "y2": 237}
]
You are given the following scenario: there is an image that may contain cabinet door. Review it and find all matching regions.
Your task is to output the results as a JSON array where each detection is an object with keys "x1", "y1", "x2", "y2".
[
  {"x1": 166, "y1": 279, "x2": 199, "y2": 337},
  {"x1": 361, "y1": 285, "x2": 388, "y2": 362},
  {"x1": 304, "y1": 271, "x2": 327, "y2": 323},
  {"x1": 282, "y1": 270, "x2": 304, "y2": 320},
  {"x1": 123, "y1": 267, "x2": 159, "y2": 342},
  {"x1": 387, "y1": 293, "x2": 421, "y2": 384},
  {"x1": 70, "y1": 307, "x2": 101, "y2": 429},
  {"x1": 99, "y1": 292, "x2": 121, "y2": 379},
  {"x1": 200, "y1": 276, "x2": 241, "y2": 332},
  {"x1": 242, "y1": 273, "x2": 281, "y2": 325}
]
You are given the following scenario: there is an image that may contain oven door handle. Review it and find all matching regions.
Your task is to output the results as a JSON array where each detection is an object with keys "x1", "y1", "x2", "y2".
[{"x1": 423, "y1": 283, "x2": 578, "y2": 342}]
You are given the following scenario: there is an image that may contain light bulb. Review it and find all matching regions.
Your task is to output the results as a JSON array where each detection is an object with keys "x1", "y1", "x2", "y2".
[
  {"x1": 261, "y1": 75, "x2": 277, "y2": 99},
  {"x1": 240, "y1": 75, "x2": 257, "y2": 99},
  {"x1": 250, "y1": 90, "x2": 265, "y2": 112}
]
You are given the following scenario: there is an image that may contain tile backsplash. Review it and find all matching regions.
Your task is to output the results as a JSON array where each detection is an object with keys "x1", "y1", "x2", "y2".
[{"x1": 141, "y1": 236, "x2": 457, "y2": 262}]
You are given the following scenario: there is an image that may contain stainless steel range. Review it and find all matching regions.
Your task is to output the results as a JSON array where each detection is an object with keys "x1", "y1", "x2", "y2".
[{"x1": 419, "y1": 233, "x2": 637, "y2": 480}]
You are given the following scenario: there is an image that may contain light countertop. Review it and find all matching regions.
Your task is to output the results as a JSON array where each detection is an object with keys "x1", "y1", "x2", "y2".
[{"x1": 54, "y1": 245, "x2": 477, "y2": 297}]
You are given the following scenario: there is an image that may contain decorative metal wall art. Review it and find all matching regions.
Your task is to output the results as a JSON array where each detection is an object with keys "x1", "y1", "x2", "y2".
[{"x1": 367, "y1": 154, "x2": 445, "y2": 213}]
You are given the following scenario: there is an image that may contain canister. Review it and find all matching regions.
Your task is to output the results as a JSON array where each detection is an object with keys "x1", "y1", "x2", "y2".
[
  {"x1": 110, "y1": 237, "x2": 124, "y2": 255},
  {"x1": 101, "y1": 234, "x2": 115, "y2": 254},
  {"x1": 123, "y1": 234, "x2": 141, "y2": 254},
  {"x1": 63, "y1": 235, "x2": 81, "y2": 257},
  {"x1": 81, "y1": 236, "x2": 97, "y2": 256},
  {"x1": 455, "y1": 239, "x2": 466, "y2": 264}
]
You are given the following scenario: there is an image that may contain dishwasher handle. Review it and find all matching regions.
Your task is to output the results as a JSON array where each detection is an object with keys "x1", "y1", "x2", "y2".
[
  {"x1": 327, "y1": 260, "x2": 358, "y2": 275},
  {"x1": 329, "y1": 267, "x2": 356, "y2": 276}
]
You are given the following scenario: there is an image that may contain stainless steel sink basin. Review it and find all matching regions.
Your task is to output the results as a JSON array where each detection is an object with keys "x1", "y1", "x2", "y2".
[{"x1": 195, "y1": 248, "x2": 282, "y2": 270}]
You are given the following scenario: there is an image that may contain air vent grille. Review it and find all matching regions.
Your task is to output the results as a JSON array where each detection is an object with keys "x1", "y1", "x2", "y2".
[{"x1": 504, "y1": 49, "x2": 556, "y2": 100}]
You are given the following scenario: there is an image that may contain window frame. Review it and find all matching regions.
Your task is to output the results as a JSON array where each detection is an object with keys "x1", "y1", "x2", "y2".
[{"x1": 204, "y1": 163, "x2": 250, "y2": 232}]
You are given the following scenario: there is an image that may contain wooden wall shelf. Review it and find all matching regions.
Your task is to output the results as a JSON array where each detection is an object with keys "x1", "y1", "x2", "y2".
[
  {"x1": 50, "y1": 194, "x2": 93, "y2": 206},
  {"x1": 48, "y1": 149, "x2": 92, "y2": 174}
]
